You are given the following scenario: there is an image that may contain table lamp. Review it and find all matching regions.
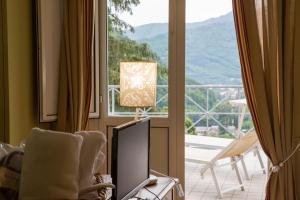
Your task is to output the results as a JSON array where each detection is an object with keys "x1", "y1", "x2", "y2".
[{"x1": 120, "y1": 61, "x2": 157, "y2": 120}]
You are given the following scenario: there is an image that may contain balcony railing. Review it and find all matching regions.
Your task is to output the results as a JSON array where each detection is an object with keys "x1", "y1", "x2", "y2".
[{"x1": 108, "y1": 85, "x2": 253, "y2": 138}]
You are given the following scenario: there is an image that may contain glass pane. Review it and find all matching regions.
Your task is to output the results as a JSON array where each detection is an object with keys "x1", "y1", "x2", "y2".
[
  {"x1": 185, "y1": 0, "x2": 254, "y2": 138},
  {"x1": 107, "y1": 0, "x2": 169, "y2": 117}
]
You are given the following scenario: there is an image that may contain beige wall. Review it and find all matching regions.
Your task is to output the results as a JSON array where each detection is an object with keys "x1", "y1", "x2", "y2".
[{"x1": 5, "y1": 0, "x2": 36, "y2": 145}]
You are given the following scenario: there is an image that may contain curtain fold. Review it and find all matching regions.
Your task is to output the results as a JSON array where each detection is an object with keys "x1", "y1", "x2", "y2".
[
  {"x1": 232, "y1": 0, "x2": 298, "y2": 199},
  {"x1": 56, "y1": 0, "x2": 94, "y2": 132}
]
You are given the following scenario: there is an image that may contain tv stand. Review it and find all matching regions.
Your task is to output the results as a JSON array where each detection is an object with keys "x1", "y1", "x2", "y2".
[
  {"x1": 131, "y1": 177, "x2": 177, "y2": 200},
  {"x1": 102, "y1": 175, "x2": 178, "y2": 200}
]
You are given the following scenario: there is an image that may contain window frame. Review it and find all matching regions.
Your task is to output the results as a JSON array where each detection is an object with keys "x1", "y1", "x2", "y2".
[
  {"x1": 105, "y1": 0, "x2": 170, "y2": 118},
  {"x1": 36, "y1": 0, "x2": 100, "y2": 122}
]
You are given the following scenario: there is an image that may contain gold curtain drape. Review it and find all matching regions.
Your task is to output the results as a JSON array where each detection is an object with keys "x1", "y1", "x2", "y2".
[
  {"x1": 56, "y1": 0, "x2": 94, "y2": 132},
  {"x1": 233, "y1": 0, "x2": 299, "y2": 199}
]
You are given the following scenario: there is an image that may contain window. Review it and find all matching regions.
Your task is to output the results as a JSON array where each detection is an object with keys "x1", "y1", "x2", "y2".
[
  {"x1": 37, "y1": 0, "x2": 99, "y2": 122},
  {"x1": 184, "y1": 0, "x2": 253, "y2": 137},
  {"x1": 107, "y1": 0, "x2": 169, "y2": 117}
]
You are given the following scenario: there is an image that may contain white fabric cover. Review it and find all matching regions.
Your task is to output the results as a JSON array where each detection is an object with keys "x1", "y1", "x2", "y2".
[
  {"x1": 75, "y1": 131, "x2": 106, "y2": 198},
  {"x1": 19, "y1": 128, "x2": 83, "y2": 200}
]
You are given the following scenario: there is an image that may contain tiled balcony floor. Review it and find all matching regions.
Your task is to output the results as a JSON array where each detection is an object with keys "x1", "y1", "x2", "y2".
[{"x1": 185, "y1": 150, "x2": 267, "y2": 200}]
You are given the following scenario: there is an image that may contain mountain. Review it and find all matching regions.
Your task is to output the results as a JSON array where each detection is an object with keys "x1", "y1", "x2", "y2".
[{"x1": 126, "y1": 12, "x2": 242, "y2": 85}]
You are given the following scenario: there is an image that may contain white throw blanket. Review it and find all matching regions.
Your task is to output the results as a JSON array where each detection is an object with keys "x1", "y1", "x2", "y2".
[{"x1": 75, "y1": 131, "x2": 106, "y2": 199}]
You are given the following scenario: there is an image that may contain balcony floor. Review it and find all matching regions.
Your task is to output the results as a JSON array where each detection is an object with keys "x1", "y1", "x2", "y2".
[{"x1": 185, "y1": 150, "x2": 267, "y2": 200}]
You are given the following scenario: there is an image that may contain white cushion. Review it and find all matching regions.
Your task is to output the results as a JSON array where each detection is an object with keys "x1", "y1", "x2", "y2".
[{"x1": 19, "y1": 128, "x2": 83, "y2": 200}]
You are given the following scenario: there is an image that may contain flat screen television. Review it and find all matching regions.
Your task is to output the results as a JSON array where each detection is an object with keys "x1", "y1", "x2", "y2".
[{"x1": 111, "y1": 117, "x2": 150, "y2": 200}]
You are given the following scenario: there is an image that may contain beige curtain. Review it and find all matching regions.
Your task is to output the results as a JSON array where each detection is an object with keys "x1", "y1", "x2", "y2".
[
  {"x1": 56, "y1": 0, "x2": 94, "y2": 132},
  {"x1": 233, "y1": 0, "x2": 299, "y2": 199}
]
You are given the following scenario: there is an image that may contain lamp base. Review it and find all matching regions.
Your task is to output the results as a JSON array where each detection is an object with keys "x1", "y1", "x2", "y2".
[
  {"x1": 134, "y1": 108, "x2": 139, "y2": 120},
  {"x1": 134, "y1": 108, "x2": 149, "y2": 120}
]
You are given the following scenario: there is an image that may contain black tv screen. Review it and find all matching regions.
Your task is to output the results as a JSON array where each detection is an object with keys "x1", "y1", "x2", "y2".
[{"x1": 111, "y1": 118, "x2": 150, "y2": 200}]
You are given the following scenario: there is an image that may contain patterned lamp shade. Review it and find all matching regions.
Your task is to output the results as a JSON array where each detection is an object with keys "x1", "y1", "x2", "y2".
[{"x1": 120, "y1": 61, "x2": 157, "y2": 108}]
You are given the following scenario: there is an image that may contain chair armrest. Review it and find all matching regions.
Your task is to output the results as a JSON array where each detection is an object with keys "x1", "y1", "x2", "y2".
[{"x1": 79, "y1": 183, "x2": 115, "y2": 195}]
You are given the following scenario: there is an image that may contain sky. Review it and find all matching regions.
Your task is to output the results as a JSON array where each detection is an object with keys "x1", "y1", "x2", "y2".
[{"x1": 119, "y1": 0, "x2": 232, "y2": 27}]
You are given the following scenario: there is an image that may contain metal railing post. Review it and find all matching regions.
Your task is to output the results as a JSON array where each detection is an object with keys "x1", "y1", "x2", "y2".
[
  {"x1": 112, "y1": 87, "x2": 115, "y2": 115},
  {"x1": 206, "y1": 88, "x2": 209, "y2": 132}
]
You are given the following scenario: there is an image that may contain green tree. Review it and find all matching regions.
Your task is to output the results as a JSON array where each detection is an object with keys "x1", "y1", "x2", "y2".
[
  {"x1": 241, "y1": 117, "x2": 254, "y2": 131},
  {"x1": 185, "y1": 117, "x2": 196, "y2": 135},
  {"x1": 108, "y1": 0, "x2": 140, "y2": 33}
]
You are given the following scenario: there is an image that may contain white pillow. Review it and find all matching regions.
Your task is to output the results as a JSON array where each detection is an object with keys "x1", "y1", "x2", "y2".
[
  {"x1": 75, "y1": 131, "x2": 106, "y2": 191},
  {"x1": 19, "y1": 128, "x2": 83, "y2": 200}
]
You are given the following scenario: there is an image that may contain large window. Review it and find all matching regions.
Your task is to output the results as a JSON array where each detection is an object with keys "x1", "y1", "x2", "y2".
[
  {"x1": 107, "y1": 0, "x2": 169, "y2": 117},
  {"x1": 184, "y1": 0, "x2": 254, "y2": 138}
]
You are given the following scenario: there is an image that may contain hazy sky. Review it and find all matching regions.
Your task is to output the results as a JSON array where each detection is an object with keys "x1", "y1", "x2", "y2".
[{"x1": 119, "y1": 0, "x2": 232, "y2": 27}]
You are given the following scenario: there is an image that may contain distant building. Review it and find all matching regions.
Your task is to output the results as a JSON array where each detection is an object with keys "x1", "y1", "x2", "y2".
[{"x1": 195, "y1": 126, "x2": 219, "y2": 137}]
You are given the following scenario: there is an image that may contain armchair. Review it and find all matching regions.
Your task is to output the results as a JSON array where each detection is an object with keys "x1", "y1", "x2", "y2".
[{"x1": 16, "y1": 128, "x2": 113, "y2": 200}]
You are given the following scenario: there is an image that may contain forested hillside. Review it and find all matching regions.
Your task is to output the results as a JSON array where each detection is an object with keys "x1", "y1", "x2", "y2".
[{"x1": 127, "y1": 12, "x2": 242, "y2": 85}]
